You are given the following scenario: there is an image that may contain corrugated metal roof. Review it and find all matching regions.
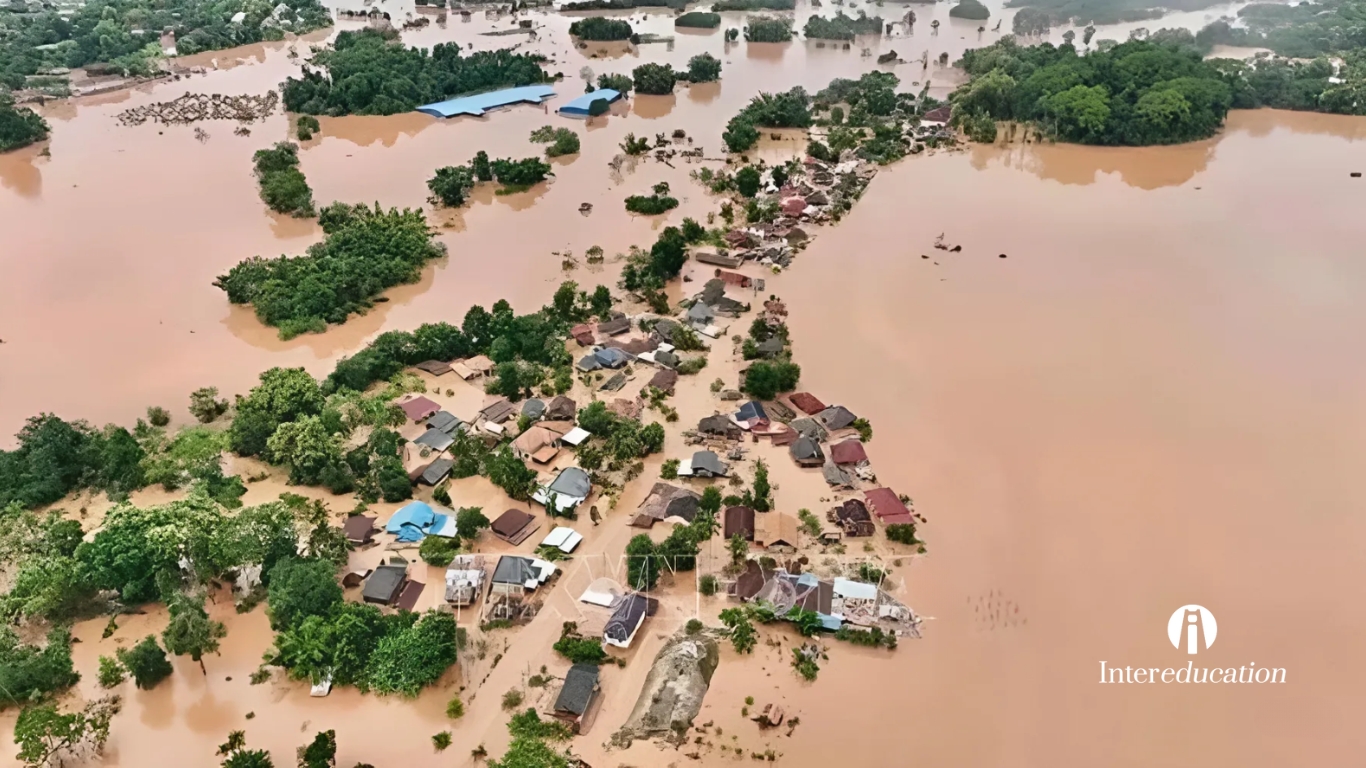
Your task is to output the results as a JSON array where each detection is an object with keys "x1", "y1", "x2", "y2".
[
  {"x1": 416, "y1": 85, "x2": 557, "y2": 118},
  {"x1": 559, "y1": 88, "x2": 622, "y2": 115}
]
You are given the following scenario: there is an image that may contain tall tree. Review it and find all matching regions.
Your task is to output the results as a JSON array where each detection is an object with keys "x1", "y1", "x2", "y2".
[{"x1": 162, "y1": 593, "x2": 227, "y2": 674}]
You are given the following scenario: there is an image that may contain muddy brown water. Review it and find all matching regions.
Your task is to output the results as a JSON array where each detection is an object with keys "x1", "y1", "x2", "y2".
[{"x1": 4, "y1": 0, "x2": 1366, "y2": 765}]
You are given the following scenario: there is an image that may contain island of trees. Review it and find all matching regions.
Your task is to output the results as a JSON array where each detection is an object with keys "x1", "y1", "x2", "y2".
[
  {"x1": 676, "y1": 11, "x2": 722, "y2": 28},
  {"x1": 281, "y1": 29, "x2": 550, "y2": 116},
  {"x1": 252, "y1": 142, "x2": 314, "y2": 217},
  {"x1": 723, "y1": 87, "x2": 813, "y2": 152},
  {"x1": 0, "y1": 94, "x2": 49, "y2": 152},
  {"x1": 712, "y1": 0, "x2": 794, "y2": 10},
  {"x1": 949, "y1": 0, "x2": 991, "y2": 20},
  {"x1": 951, "y1": 38, "x2": 1235, "y2": 145},
  {"x1": 568, "y1": 16, "x2": 635, "y2": 41},
  {"x1": 1003, "y1": 0, "x2": 1224, "y2": 26},
  {"x1": 215, "y1": 203, "x2": 445, "y2": 339},
  {"x1": 803, "y1": 12, "x2": 884, "y2": 41},
  {"x1": 744, "y1": 17, "x2": 794, "y2": 43},
  {"x1": 625, "y1": 181, "x2": 680, "y2": 215}
]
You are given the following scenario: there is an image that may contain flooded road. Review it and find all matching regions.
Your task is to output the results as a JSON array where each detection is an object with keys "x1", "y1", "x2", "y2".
[{"x1": 4, "y1": 0, "x2": 1366, "y2": 763}]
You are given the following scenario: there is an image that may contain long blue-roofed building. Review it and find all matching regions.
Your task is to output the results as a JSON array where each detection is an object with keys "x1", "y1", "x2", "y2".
[
  {"x1": 558, "y1": 88, "x2": 623, "y2": 117},
  {"x1": 416, "y1": 84, "x2": 557, "y2": 118}
]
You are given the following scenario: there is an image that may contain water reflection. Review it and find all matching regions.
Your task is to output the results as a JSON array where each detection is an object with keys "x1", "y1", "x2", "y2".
[
  {"x1": 686, "y1": 80, "x2": 721, "y2": 104},
  {"x1": 746, "y1": 41, "x2": 789, "y2": 62},
  {"x1": 968, "y1": 137, "x2": 1216, "y2": 190},
  {"x1": 317, "y1": 112, "x2": 436, "y2": 148},
  {"x1": 0, "y1": 145, "x2": 44, "y2": 198},
  {"x1": 632, "y1": 93, "x2": 677, "y2": 119}
]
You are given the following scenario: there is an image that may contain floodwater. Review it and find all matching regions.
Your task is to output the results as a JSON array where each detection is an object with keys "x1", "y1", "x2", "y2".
[{"x1": 4, "y1": 0, "x2": 1366, "y2": 764}]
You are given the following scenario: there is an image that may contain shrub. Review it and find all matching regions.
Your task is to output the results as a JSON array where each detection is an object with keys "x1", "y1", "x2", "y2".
[
  {"x1": 147, "y1": 406, "x2": 171, "y2": 427},
  {"x1": 117, "y1": 635, "x2": 173, "y2": 690},
  {"x1": 188, "y1": 387, "x2": 229, "y2": 423},
  {"x1": 686, "y1": 618, "x2": 705, "y2": 634},
  {"x1": 743, "y1": 16, "x2": 793, "y2": 43},
  {"x1": 252, "y1": 142, "x2": 314, "y2": 216},
  {"x1": 625, "y1": 194, "x2": 680, "y2": 215},
  {"x1": 742, "y1": 360, "x2": 800, "y2": 399},
  {"x1": 97, "y1": 656, "x2": 126, "y2": 688},
  {"x1": 530, "y1": 125, "x2": 581, "y2": 157},
  {"x1": 296, "y1": 114, "x2": 321, "y2": 140},
  {"x1": 597, "y1": 73, "x2": 634, "y2": 93},
  {"x1": 419, "y1": 535, "x2": 459, "y2": 566},
  {"x1": 428, "y1": 165, "x2": 476, "y2": 207},
  {"x1": 502, "y1": 689, "x2": 524, "y2": 709},
  {"x1": 686, "y1": 53, "x2": 722, "y2": 83},
  {"x1": 886, "y1": 522, "x2": 919, "y2": 545},
  {"x1": 661, "y1": 458, "x2": 680, "y2": 479},
  {"x1": 588, "y1": 98, "x2": 611, "y2": 117},
  {"x1": 699, "y1": 574, "x2": 718, "y2": 596},
  {"x1": 433, "y1": 731, "x2": 452, "y2": 751},
  {"x1": 553, "y1": 623, "x2": 609, "y2": 664}
]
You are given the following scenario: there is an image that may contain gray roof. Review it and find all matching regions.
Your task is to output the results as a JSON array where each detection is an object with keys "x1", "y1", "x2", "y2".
[
  {"x1": 426, "y1": 411, "x2": 462, "y2": 434},
  {"x1": 594, "y1": 347, "x2": 630, "y2": 368},
  {"x1": 599, "y1": 372, "x2": 628, "y2": 392},
  {"x1": 491, "y1": 555, "x2": 537, "y2": 585},
  {"x1": 605, "y1": 593, "x2": 650, "y2": 642},
  {"x1": 414, "y1": 428, "x2": 456, "y2": 452},
  {"x1": 554, "y1": 663, "x2": 600, "y2": 715},
  {"x1": 521, "y1": 399, "x2": 545, "y2": 419},
  {"x1": 652, "y1": 318, "x2": 680, "y2": 342},
  {"x1": 737, "y1": 401, "x2": 768, "y2": 422},
  {"x1": 654, "y1": 349, "x2": 680, "y2": 368},
  {"x1": 790, "y1": 436, "x2": 824, "y2": 461},
  {"x1": 687, "y1": 302, "x2": 714, "y2": 323},
  {"x1": 789, "y1": 417, "x2": 828, "y2": 441},
  {"x1": 692, "y1": 450, "x2": 728, "y2": 477},
  {"x1": 755, "y1": 337, "x2": 785, "y2": 357},
  {"x1": 699, "y1": 278, "x2": 726, "y2": 306},
  {"x1": 698, "y1": 414, "x2": 739, "y2": 435},
  {"x1": 421, "y1": 459, "x2": 454, "y2": 486},
  {"x1": 818, "y1": 405, "x2": 857, "y2": 431},
  {"x1": 546, "y1": 395, "x2": 577, "y2": 420},
  {"x1": 822, "y1": 463, "x2": 853, "y2": 487},
  {"x1": 597, "y1": 316, "x2": 632, "y2": 336},
  {"x1": 362, "y1": 564, "x2": 406, "y2": 604},
  {"x1": 576, "y1": 354, "x2": 601, "y2": 372},
  {"x1": 549, "y1": 467, "x2": 592, "y2": 498}
]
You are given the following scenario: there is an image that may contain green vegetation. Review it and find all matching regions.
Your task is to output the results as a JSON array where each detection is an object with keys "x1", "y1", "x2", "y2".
[
  {"x1": 214, "y1": 203, "x2": 443, "y2": 338},
  {"x1": 836, "y1": 625, "x2": 898, "y2": 648},
  {"x1": 118, "y1": 635, "x2": 174, "y2": 689},
  {"x1": 597, "y1": 72, "x2": 634, "y2": 93},
  {"x1": 97, "y1": 656, "x2": 126, "y2": 688},
  {"x1": 252, "y1": 142, "x2": 314, "y2": 217},
  {"x1": 0, "y1": 413, "x2": 147, "y2": 509},
  {"x1": 719, "y1": 607, "x2": 757, "y2": 653},
  {"x1": 189, "y1": 387, "x2": 230, "y2": 423},
  {"x1": 162, "y1": 593, "x2": 228, "y2": 674},
  {"x1": 791, "y1": 646, "x2": 820, "y2": 680},
  {"x1": 492, "y1": 156, "x2": 553, "y2": 188},
  {"x1": 625, "y1": 181, "x2": 679, "y2": 215},
  {"x1": 419, "y1": 534, "x2": 460, "y2": 566},
  {"x1": 686, "y1": 52, "x2": 722, "y2": 83},
  {"x1": 553, "y1": 622, "x2": 608, "y2": 664},
  {"x1": 949, "y1": 0, "x2": 991, "y2": 19},
  {"x1": 633, "y1": 62, "x2": 677, "y2": 95},
  {"x1": 564, "y1": 0, "x2": 686, "y2": 8},
  {"x1": 743, "y1": 16, "x2": 794, "y2": 43},
  {"x1": 0, "y1": 627, "x2": 79, "y2": 707},
  {"x1": 300, "y1": 730, "x2": 337, "y2": 768},
  {"x1": 714, "y1": 0, "x2": 794, "y2": 10},
  {"x1": 735, "y1": 165, "x2": 761, "y2": 197},
  {"x1": 620, "y1": 132, "x2": 651, "y2": 155},
  {"x1": 569, "y1": 16, "x2": 634, "y2": 41},
  {"x1": 428, "y1": 165, "x2": 476, "y2": 207},
  {"x1": 886, "y1": 522, "x2": 921, "y2": 545},
  {"x1": 216, "y1": 730, "x2": 272, "y2": 768},
  {"x1": 530, "y1": 125, "x2": 581, "y2": 157},
  {"x1": 1193, "y1": 2, "x2": 1366, "y2": 59},
  {"x1": 282, "y1": 29, "x2": 549, "y2": 116},
  {"x1": 742, "y1": 360, "x2": 801, "y2": 400},
  {"x1": 676, "y1": 11, "x2": 722, "y2": 28},
  {"x1": 13, "y1": 696, "x2": 119, "y2": 768},
  {"x1": 487, "y1": 709, "x2": 573, "y2": 768},
  {"x1": 1005, "y1": 0, "x2": 1221, "y2": 26},
  {"x1": 295, "y1": 115, "x2": 321, "y2": 141},
  {"x1": 446, "y1": 696, "x2": 465, "y2": 718},
  {"x1": 699, "y1": 574, "x2": 719, "y2": 596},
  {"x1": 803, "y1": 12, "x2": 884, "y2": 41},
  {"x1": 723, "y1": 87, "x2": 812, "y2": 152},
  {"x1": 433, "y1": 731, "x2": 453, "y2": 751},
  {"x1": 1, "y1": 94, "x2": 50, "y2": 152},
  {"x1": 620, "y1": 226, "x2": 689, "y2": 290},
  {"x1": 0, "y1": 0, "x2": 331, "y2": 90},
  {"x1": 952, "y1": 38, "x2": 1234, "y2": 146}
]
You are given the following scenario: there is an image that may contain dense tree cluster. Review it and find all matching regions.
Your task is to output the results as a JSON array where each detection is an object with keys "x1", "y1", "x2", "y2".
[
  {"x1": 802, "y1": 12, "x2": 884, "y2": 41},
  {"x1": 952, "y1": 38, "x2": 1234, "y2": 145},
  {"x1": 742, "y1": 359, "x2": 801, "y2": 399},
  {"x1": 722, "y1": 87, "x2": 812, "y2": 152},
  {"x1": 1193, "y1": 1, "x2": 1366, "y2": 58},
  {"x1": 1205, "y1": 54, "x2": 1366, "y2": 116},
  {"x1": 567, "y1": 401, "x2": 667, "y2": 478},
  {"x1": 620, "y1": 226, "x2": 688, "y2": 290},
  {"x1": 0, "y1": 414, "x2": 146, "y2": 509},
  {"x1": 427, "y1": 164, "x2": 476, "y2": 207},
  {"x1": 267, "y1": 562, "x2": 465, "y2": 695},
  {"x1": 632, "y1": 62, "x2": 677, "y2": 95},
  {"x1": 569, "y1": 16, "x2": 634, "y2": 41},
  {"x1": 0, "y1": 627, "x2": 79, "y2": 707},
  {"x1": 215, "y1": 203, "x2": 443, "y2": 338},
  {"x1": 1002, "y1": 0, "x2": 1221, "y2": 26},
  {"x1": 0, "y1": 94, "x2": 50, "y2": 152},
  {"x1": 529, "y1": 125, "x2": 581, "y2": 157},
  {"x1": 948, "y1": 0, "x2": 991, "y2": 19},
  {"x1": 743, "y1": 16, "x2": 794, "y2": 43},
  {"x1": 281, "y1": 29, "x2": 550, "y2": 116},
  {"x1": 596, "y1": 72, "x2": 634, "y2": 93},
  {"x1": 252, "y1": 142, "x2": 314, "y2": 217},
  {"x1": 712, "y1": 0, "x2": 794, "y2": 10},
  {"x1": 625, "y1": 181, "x2": 679, "y2": 215},
  {"x1": 562, "y1": 0, "x2": 686, "y2": 9},
  {"x1": 685, "y1": 52, "x2": 722, "y2": 83},
  {"x1": 0, "y1": 0, "x2": 331, "y2": 89},
  {"x1": 675, "y1": 11, "x2": 721, "y2": 28},
  {"x1": 487, "y1": 709, "x2": 574, "y2": 768}
]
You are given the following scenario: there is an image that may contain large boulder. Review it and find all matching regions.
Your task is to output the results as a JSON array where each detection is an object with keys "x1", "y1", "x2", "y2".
[{"x1": 611, "y1": 632, "x2": 720, "y2": 748}]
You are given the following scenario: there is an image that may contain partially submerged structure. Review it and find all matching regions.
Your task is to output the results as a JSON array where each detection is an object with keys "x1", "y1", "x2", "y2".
[
  {"x1": 491, "y1": 508, "x2": 539, "y2": 545},
  {"x1": 830, "y1": 439, "x2": 868, "y2": 465},
  {"x1": 540, "y1": 526, "x2": 584, "y2": 554},
  {"x1": 754, "y1": 511, "x2": 801, "y2": 552},
  {"x1": 362, "y1": 562, "x2": 408, "y2": 606},
  {"x1": 635, "y1": 483, "x2": 701, "y2": 524},
  {"x1": 604, "y1": 592, "x2": 652, "y2": 649},
  {"x1": 864, "y1": 487, "x2": 914, "y2": 525},
  {"x1": 733, "y1": 401, "x2": 770, "y2": 431},
  {"x1": 490, "y1": 555, "x2": 556, "y2": 597},
  {"x1": 559, "y1": 87, "x2": 623, "y2": 117},
  {"x1": 789, "y1": 436, "x2": 825, "y2": 467},
  {"x1": 788, "y1": 392, "x2": 826, "y2": 415},
  {"x1": 723, "y1": 505, "x2": 756, "y2": 541},
  {"x1": 444, "y1": 555, "x2": 487, "y2": 606},
  {"x1": 398, "y1": 395, "x2": 441, "y2": 422},
  {"x1": 828, "y1": 498, "x2": 875, "y2": 537},
  {"x1": 416, "y1": 84, "x2": 557, "y2": 117},
  {"x1": 818, "y1": 405, "x2": 857, "y2": 431},
  {"x1": 678, "y1": 450, "x2": 728, "y2": 478},
  {"x1": 533, "y1": 467, "x2": 593, "y2": 514},
  {"x1": 553, "y1": 663, "x2": 603, "y2": 734},
  {"x1": 697, "y1": 414, "x2": 742, "y2": 440},
  {"x1": 385, "y1": 501, "x2": 453, "y2": 543}
]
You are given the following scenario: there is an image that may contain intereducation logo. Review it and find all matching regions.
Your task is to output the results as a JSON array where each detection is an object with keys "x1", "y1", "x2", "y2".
[{"x1": 1099, "y1": 604, "x2": 1286, "y2": 685}]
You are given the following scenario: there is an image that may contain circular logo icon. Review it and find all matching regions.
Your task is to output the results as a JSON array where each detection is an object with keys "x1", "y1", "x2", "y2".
[{"x1": 1168, "y1": 605, "x2": 1217, "y2": 654}]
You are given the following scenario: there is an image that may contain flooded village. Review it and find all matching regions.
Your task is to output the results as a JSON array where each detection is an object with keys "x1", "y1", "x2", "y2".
[{"x1": 6, "y1": 0, "x2": 1366, "y2": 766}]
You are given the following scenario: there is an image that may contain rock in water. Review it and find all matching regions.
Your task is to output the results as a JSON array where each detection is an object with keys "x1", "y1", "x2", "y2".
[{"x1": 612, "y1": 632, "x2": 720, "y2": 748}]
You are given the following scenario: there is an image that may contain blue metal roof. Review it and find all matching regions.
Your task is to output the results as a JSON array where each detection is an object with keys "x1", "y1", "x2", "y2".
[
  {"x1": 559, "y1": 88, "x2": 623, "y2": 116},
  {"x1": 416, "y1": 84, "x2": 557, "y2": 118}
]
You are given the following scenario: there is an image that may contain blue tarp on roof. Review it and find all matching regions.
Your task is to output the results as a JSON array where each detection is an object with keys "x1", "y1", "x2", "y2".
[
  {"x1": 559, "y1": 88, "x2": 622, "y2": 116},
  {"x1": 417, "y1": 85, "x2": 557, "y2": 118},
  {"x1": 387, "y1": 501, "x2": 438, "y2": 543}
]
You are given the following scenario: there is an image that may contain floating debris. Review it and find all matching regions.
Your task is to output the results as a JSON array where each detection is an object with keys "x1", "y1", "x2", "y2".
[{"x1": 117, "y1": 91, "x2": 279, "y2": 126}]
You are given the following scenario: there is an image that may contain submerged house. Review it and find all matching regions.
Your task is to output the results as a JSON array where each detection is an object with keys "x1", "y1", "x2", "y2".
[
  {"x1": 830, "y1": 439, "x2": 868, "y2": 466},
  {"x1": 558, "y1": 87, "x2": 623, "y2": 117},
  {"x1": 552, "y1": 663, "x2": 602, "y2": 734},
  {"x1": 490, "y1": 555, "x2": 555, "y2": 597},
  {"x1": 788, "y1": 392, "x2": 826, "y2": 415},
  {"x1": 734, "y1": 401, "x2": 770, "y2": 431},
  {"x1": 864, "y1": 488, "x2": 914, "y2": 525},
  {"x1": 789, "y1": 436, "x2": 825, "y2": 467},
  {"x1": 533, "y1": 467, "x2": 593, "y2": 514},
  {"x1": 490, "y1": 508, "x2": 539, "y2": 545},
  {"x1": 635, "y1": 483, "x2": 701, "y2": 525},
  {"x1": 724, "y1": 505, "x2": 756, "y2": 541},
  {"x1": 545, "y1": 395, "x2": 577, "y2": 421},
  {"x1": 398, "y1": 396, "x2": 441, "y2": 422},
  {"x1": 679, "y1": 450, "x2": 728, "y2": 478},
  {"x1": 829, "y1": 498, "x2": 875, "y2": 537},
  {"x1": 444, "y1": 555, "x2": 486, "y2": 606},
  {"x1": 755, "y1": 511, "x2": 801, "y2": 552},
  {"x1": 604, "y1": 593, "x2": 652, "y2": 648},
  {"x1": 362, "y1": 563, "x2": 408, "y2": 606},
  {"x1": 698, "y1": 413, "x2": 742, "y2": 440},
  {"x1": 817, "y1": 405, "x2": 857, "y2": 431}
]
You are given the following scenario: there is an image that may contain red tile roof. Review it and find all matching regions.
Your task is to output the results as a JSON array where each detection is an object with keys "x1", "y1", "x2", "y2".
[
  {"x1": 830, "y1": 440, "x2": 868, "y2": 465},
  {"x1": 864, "y1": 487, "x2": 913, "y2": 524},
  {"x1": 788, "y1": 392, "x2": 825, "y2": 415},
  {"x1": 398, "y1": 396, "x2": 441, "y2": 422}
]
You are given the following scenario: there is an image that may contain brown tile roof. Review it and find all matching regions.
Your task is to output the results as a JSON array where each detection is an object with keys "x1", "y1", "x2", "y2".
[
  {"x1": 755, "y1": 512, "x2": 801, "y2": 549},
  {"x1": 788, "y1": 392, "x2": 825, "y2": 415},
  {"x1": 491, "y1": 509, "x2": 539, "y2": 543},
  {"x1": 830, "y1": 440, "x2": 868, "y2": 465},
  {"x1": 398, "y1": 396, "x2": 441, "y2": 422},
  {"x1": 646, "y1": 368, "x2": 679, "y2": 394},
  {"x1": 864, "y1": 488, "x2": 913, "y2": 525},
  {"x1": 724, "y1": 506, "x2": 756, "y2": 541}
]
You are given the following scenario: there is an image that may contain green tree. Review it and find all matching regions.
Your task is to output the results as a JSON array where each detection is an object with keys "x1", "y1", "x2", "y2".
[
  {"x1": 742, "y1": 360, "x2": 800, "y2": 400},
  {"x1": 117, "y1": 635, "x2": 173, "y2": 690},
  {"x1": 97, "y1": 656, "x2": 126, "y2": 688},
  {"x1": 625, "y1": 534, "x2": 660, "y2": 590},
  {"x1": 218, "y1": 730, "x2": 274, "y2": 768},
  {"x1": 0, "y1": 94, "x2": 51, "y2": 152},
  {"x1": 162, "y1": 593, "x2": 227, "y2": 674},
  {"x1": 1045, "y1": 85, "x2": 1112, "y2": 142},
  {"x1": 632, "y1": 62, "x2": 677, "y2": 95},
  {"x1": 735, "y1": 165, "x2": 762, "y2": 197},
  {"x1": 428, "y1": 165, "x2": 476, "y2": 207},
  {"x1": 472, "y1": 150, "x2": 493, "y2": 181},
  {"x1": 456, "y1": 507, "x2": 491, "y2": 542},
  {"x1": 189, "y1": 387, "x2": 230, "y2": 423},
  {"x1": 569, "y1": 16, "x2": 633, "y2": 40},
  {"x1": 686, "y1": 53, "x2": 722, "y2": 83},
  {"x1": 252, "y1": 142, "x2": 314, "y2": 217},
  {"x1": 722, "y1": 117, "x2": 760, "y2": 153},
  {"x1": 0, "y1": 627, "x2": 80, "y2": 707},
  {"x1": 597, "y1": 73, "x2": 634, "y2": 93},
  {"x1": 266, "y1": 416, "x2": 344, "y2": 486},
  {"x1": 299, "y1": 730, "x2": 337, "y2": 768},
  {"x1": 13, "y1": 697, "x2": 119, "y2": 768},
  {"x1": 365, "y1": 611, "x2": 463, "y2": 696},
  {"x1": 719, "y1": 607, "x2": 757, "y2": 653},
  {"x1": 228, "y1": 368, "x2": 325, "y2": 457},
  {"x1": 485, "y1": 447, "x2": 538, "y2": 501},
  {"x1": 266, "y1": 557, "x2": 342, "y2": 631},
  {"x1": 727, "y1": 533, "x2": 749, "y2": 565},
  {"x1": 419, "y1": 535, "x2": 459, "y2": 566}
]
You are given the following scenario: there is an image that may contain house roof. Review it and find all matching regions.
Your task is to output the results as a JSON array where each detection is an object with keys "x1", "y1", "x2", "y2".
[
  {"x1": 736, "y1": 401, "x2": 768, "y2": 423},
  {"x1": 414, "y1": 428, "x2": 455, "y2": 453},
  {"x1": 687, "y1": 302, "x2": 714, "y2": 323},
  {"x1": 817, "y1": 405, "x2": 857, "y2": 431},
  {"x1": 548, "y1": 467, "x2": 592, "y2": 498},
  {"x1": 594, "y1": 347, "x2": 631, "y2": 368},
  {"x1": 604, "y1": 593, "x2": 650, "y2": 644},
  {"x1": 923, "y1": 104, "x2": 952, "y2": 123},
  {"x1": 596, "y1": 316, "x2": 632, "y2": 336},
  {"x1": 426, "y1": 411, "x2": 462, "y2": 433},
  {"x1": 755, "y1": 337, "x2": 785, "y2": 357},
  {"x1": 654, "y1": 349, "x2": 680, "y2": 368},
  {"x1": 647, "y1": 368, "x2": 679, "y2": 394},
  {"x1": 608, "y1": 337, "x2": 658, "y2": 356},
  {"x1": 541, "y1": 526, "x2": 584, "y2": 553},
  {"x1": 833, "y1": 499, "x2": 872, "y2": 524},
  {"x1": 522, "y1": 399, "x2": 546, "y2": 419},
  {"x1": 414, "y1": 360, "x2": 452, "y2": 376},
  {"x1": 416, "y1": 84, "x2": 557, "y2": 117},
  {"x1": 513, "y1": 425, "x2": 559, "y2": 456},
  {"x1": 689, "y1": 450, "x2": 728, "y2": 477},
  {"x1": 651, "y1": 318, "x2": 680, "y2": 342},
  {"x1": 637, "y1": 483, "x2": 701, "y2": 522},
  {"x1": 561, "y1": 426, "x2": 591, "y2": 446},
  {"x1": 491, "y1": 509, "x2": 538, "y2": 543},
  {"x1": 789, "y1": 417, "x2": 828, "y2": 441},
  {"x1": 480, "y1": 398, "x2": 516, "y2": 423},
  {"x1": 724, "y1": 506, "x2": 756, "y2": 540},
  {"x1": 398, "y1": 396, "x2": 441, "y2": 422},
  {"x1": 576, "y1": 354, "x2": 602, "y2": 372},
  {"x1": 554, "y1": 663, "x2": 601, "y2": 716},
  {"x1": 697, "y1": 414, "x2": 738, "y2": 436},
  {"x1": 362, "y1": 564, "x2": 406, "y2": 604},
  {"x1": 830, "y1": 440, "x2": 868, "y2": 465},
  {"x1": 421, "y1": 459, "x2": 454, "y2": 486},
  {"x1": 864, "y1": 487, "x2": 913, "y2": 524},
  {"x1": 560, "y1": 87, "x2": 623, "y2": 116},
  {"x1": 732, "y1": 560, "x2": 775, "y2": 600},
  {"x1": 822, "y1": 463, "x2": 853, "y2": 488},
  {"x1": 546, "y1": 395, "x2": 577, "y2": 420},
  {"x1": 343, "y1": 515, "x2": 376, "y2": 544},
  {"x1": 790, "y1": 436, "x2": 824, "y2": 462},
  {"x1": 491, "y1": 555, "x2": 537, "y2": 585},
  {"x1": 756, "y1": 512, "x2": 801, "y2": 548}
]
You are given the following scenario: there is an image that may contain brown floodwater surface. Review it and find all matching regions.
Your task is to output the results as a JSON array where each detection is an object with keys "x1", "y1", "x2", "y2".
[{"x1": 4, "y1": 0, "x2": 1366, "y2": 763}]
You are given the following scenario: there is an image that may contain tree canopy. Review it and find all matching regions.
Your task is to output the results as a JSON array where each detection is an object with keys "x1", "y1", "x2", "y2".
[
  {"x1": 723, "y1": 87, "x2": 812, "y2": 152},
  {"x1": 281, "y1": 29, "x2": 549, "y2": 116},
  {"x1": 743, "y1": 16, "x2": 793, "y2": 43},
  {"x1": 952, "y1": 38, "x2": 1234, "y2": 145},
  {"x1": 569, "y1": 16, "x2": 634, "y2": 41},
  {"x1": 675, "y1": 11, "x2": 721, "y2": 28},
  {"x1": 632, "y1": 62, "x2": 677, "y2": 95},
  {"x1": 215, "y1": 202, "x2": 444, "y2": 338},
  {"x1": 252, "y1": 142, "x2": 314, "y2": 217},
  {"x1": 803, "y1": 11, "x2": 884, "y2": 40},
  {"x1": 0, "y1": 94, "x2": 50, "y2": 152}
]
